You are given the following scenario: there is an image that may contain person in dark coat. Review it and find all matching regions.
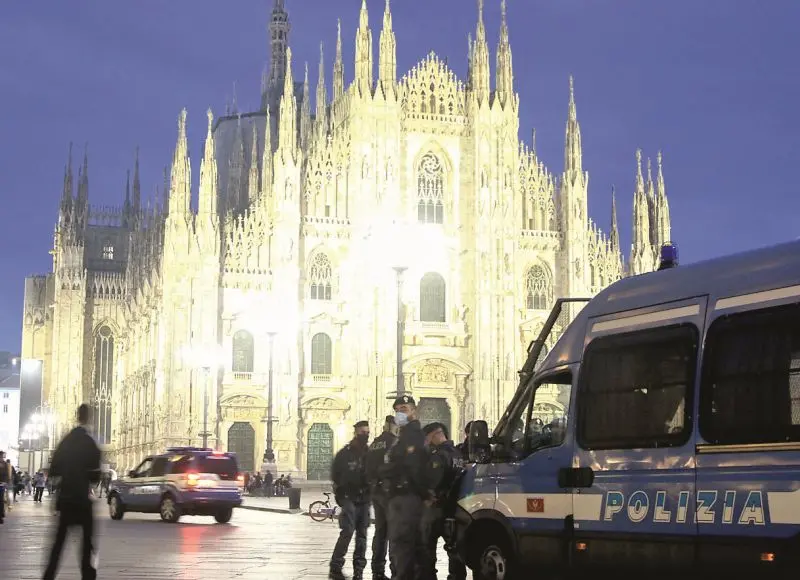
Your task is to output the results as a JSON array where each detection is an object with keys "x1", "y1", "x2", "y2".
[
  {"x1": 329, "y1": 420, "x2": 371, "y2": 580},
  {"x1": 43, "y1": 404, "x2": 102, "y2": 580},
  {"x1": 365, "y1": 415, "x2": 398, "y2": 580}
]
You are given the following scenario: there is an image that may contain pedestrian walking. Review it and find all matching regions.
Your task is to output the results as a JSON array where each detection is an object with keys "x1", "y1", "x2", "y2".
[
  {"x1": 329, "y1": 420, "x2": 371, "y2": 580},
  {"x1": 365, "y1": 415, "x2": 398, "y2": 580},
  {"x1": 34, "y1": 471, "x2": 47, "y2": 502},
  {"x1": 43, "y1": 404, "x2": 102, "y2": 580},
  {"x1": 0, "y1": 450, "x2": 9, "y2": 524},
  {"x1": 385, "y1": 395, "x2": 429, "y2": 580}
]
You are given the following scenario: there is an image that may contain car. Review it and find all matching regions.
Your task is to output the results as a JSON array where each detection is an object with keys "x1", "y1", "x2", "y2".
[{"x1": 107, "y1": 447, "x2": 243, "y2": 524}]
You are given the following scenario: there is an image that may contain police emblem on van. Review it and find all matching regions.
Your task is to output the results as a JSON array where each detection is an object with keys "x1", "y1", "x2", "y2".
[{"x1": 527, "y1": 498, "x2": 545, "y2": 513}]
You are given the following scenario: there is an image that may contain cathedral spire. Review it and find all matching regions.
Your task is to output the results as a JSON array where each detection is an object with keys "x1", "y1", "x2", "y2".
[
  {"x1": 61, "y1": 143, "x2": 74, "y2": 212},
  {"x1": 132, "y1": 146, "x2": 141, "y2": 214},
  {"x1": 168, "y1": 109, "x2": 191, "y2": 217},
  {"x1": 564, "y1": 76, "x2": 582, "y2": 177},
  {"x1": 496, "y1": 0, "x2": 514, "y2": 104},
  {"x1": 334, "y1": 19, "x2": 344, "y2": 99},
  {"x1": 655, "y1": 150, "x2": 671, "y2": 246},
  {"x1": 248, "y1": 123, "x2": 260, "y2": 205},
  {"x1": 300, "y1": 62, "x2": 312, "y2": 149},
  {"x1": 317, "y1": 42, "x2": 328, "y2": 129},
  {"x1": 199, "y1": 109, "x2": 218, "y2": 216},
  {"x1": 266, "y1": 0, "x2": 291, "y2": 108},
  {"x1": 467, "y1": 33, "x2": 474, "y2": 87},
  {"x1": 77, "y1": 145, "x2": 89, "y2": 209},
  {"x1": 123, "y1": 170, "x2": 132, "y2": 221},
  {"x1": 355, "y1": 0, "x2": 374, "y2": 93},
  {"x1": 262, "y1": 109, "x2": 273, "y2": 197},
  {"x1": 646, "y1": 157, "x2": 655, "y2": 199},
  {"x1": 630, "y1": 148, "x2": 653, "y2": 272},
  {"x1": 471, "y1": 0, "x2": 490, "y2": 102},
  {"x1": 379, "y1": 0, "x2": 396, "y2": 90},
  {"x1": 610, "y1": 186, "x2": 619, "y2": 252},
  {"x1": 278, "y1": 47, "x2": 298, "y2": 160}
]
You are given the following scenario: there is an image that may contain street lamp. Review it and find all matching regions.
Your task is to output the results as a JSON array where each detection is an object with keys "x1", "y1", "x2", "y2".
[
  {"x1": 393, "y1": 266, "x2": 408, "y2": 396},
  {"x1": 264, "y1": 331, "x2": 277, "y2": 463},
  {"x1": 183, "y1": 345, "x2": 224, "y2": 449}
]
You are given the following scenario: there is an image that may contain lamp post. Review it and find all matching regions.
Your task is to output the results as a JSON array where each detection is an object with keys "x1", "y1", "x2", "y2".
[
  {"x1": 264, "y1": 331, "x2": 277, "y2": 463},
  {"x1": 393, "y1": 266, "x2": 408, "y2": 396},
  {"x1": 184, "y1": 344, "x2": 222, "y2": 450}
]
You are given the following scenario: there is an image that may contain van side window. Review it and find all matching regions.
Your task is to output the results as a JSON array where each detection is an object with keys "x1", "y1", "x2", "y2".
[
  {"x1": 577, "y1": 324, "x2": 697, "y2": 450},
  {"x1": 500, "y1": 371, "x2": 572, "y2": 459},
  {"x1": 700, "y1": 303, "x2": 800, "y2": 445}
]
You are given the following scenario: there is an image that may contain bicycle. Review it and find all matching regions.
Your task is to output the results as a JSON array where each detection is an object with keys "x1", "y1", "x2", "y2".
[{"x1": 308, "y1": 492, "x2": 339, "y2": 522}]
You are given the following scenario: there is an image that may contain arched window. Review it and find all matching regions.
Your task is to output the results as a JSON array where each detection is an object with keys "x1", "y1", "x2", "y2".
[
  {"x1": 102, "y1": 241, "x2": 114, "y2": 260},
  {"x1": 525, "y1": 265, "x2": 553, "y2": 310},
  {"x1": 417, "y1": 153, "x2": 444, "y2": 224},
  {"x1": 311, "y1": 333, "x2": 333, "y2": 375},
  {"x1": 92, "y1": 325, "x2": 114, "y2": 445},
  {"x1": 309, "y1": 253, "x2": 333, "y2": 301},
  {"x1": 420, "y1": 272, "x2": 446, "y2": 323},
  {"x1": 232, "y1": 330, "x2": 254, "y2": 373}
]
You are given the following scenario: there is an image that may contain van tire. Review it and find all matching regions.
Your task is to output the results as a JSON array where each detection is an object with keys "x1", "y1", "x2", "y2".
[
  {"x1": 214, "y1": 507, "x2": 233, "y2": 523},
  {"x1": 473, "y1": 537, "x2": 515, "y2": 580}
]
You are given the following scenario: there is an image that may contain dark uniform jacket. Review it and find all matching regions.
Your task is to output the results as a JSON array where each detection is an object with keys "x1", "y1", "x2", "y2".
[
  {"x1": 386, "y1": 420, "x2": 428, "y2": 499},
  {"x1": 49, "y1": 425, "x2": 102, "y2": 508},
  {"x1": 365, "y1": 431, "x2": 397, "y2": 492},
  {"x1": 331, "y1": 439, "x2": 370, "y2": 504}
]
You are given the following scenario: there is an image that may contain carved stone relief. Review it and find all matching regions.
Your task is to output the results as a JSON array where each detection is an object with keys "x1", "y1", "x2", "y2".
[{"x1": 416, "y1": 362, "x2": 449, "y2": 385}]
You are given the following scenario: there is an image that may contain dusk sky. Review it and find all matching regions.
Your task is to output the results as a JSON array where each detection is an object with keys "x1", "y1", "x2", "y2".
[{"x1": 1, "y1": 0, "x2": 798, "y2": 351}]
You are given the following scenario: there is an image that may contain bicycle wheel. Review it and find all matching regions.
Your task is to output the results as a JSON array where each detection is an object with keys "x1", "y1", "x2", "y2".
[{"x1": 308, "y1": 500, "x2": 329, "y2": 522}]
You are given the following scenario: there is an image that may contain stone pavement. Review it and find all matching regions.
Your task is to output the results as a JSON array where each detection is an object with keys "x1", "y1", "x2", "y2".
[{"x1": 1, "y1": 493, "x2": 471, "y2": 579}]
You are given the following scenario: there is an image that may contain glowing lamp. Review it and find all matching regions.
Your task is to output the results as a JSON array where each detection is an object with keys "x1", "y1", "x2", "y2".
[{"x1": 658, "y1": 242, "x2": 679, "y2": 271}]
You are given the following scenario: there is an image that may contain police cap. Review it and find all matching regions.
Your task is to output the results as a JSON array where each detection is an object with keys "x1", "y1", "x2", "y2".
[{"x1": 393, "y1": 395, "x2": 416, "y2": 409}]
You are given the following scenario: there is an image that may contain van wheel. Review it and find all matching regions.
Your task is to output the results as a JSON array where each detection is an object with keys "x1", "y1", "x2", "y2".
[
  {"x1": 214, "y1": 507, "x2": 233, "y2": 523},
  {"x1": 474, "y1": 540, "x2": 514, "y2": 580},
  {"x1": 108, "y1": 494, "x2": 124, "y2": 520},
  {"x1": 159, "y1": 495, "x2": 180, "y2": 523}
]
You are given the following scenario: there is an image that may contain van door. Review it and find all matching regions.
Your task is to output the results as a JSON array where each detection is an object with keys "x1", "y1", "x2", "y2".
[
  {"x1": 572, "y1": 299, "x2": 706, "y2": 570},
  {"x1": 490, "y1": 367, "x2": 576, "y2": 571},
  {"x1": 696, "y1": 299, "x2": 800, "y2": 566}
]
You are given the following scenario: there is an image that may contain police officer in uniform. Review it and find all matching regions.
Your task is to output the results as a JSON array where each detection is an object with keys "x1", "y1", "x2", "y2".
[
  {"x1": 420, "y1": 422, "x2": 467, "y2": 580},
  {"x1": 329, "y1": 420, "x2": 371, "y2": 580},
  {"x1": 366, "y1": 415, "x2": 398, "y2": 580},
  {"x1": 386, "y1": 395, "x2": 428, "y2": 580}
]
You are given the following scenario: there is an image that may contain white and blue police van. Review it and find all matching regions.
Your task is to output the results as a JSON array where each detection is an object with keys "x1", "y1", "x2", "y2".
[{"x1": 450, "y1": 241, "x2": 800, "y2": 578}]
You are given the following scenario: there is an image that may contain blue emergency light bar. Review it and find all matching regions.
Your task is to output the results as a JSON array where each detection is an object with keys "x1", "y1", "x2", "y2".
[{"x1": 658, "y1": 242, "x2": 679, "y2": 270}]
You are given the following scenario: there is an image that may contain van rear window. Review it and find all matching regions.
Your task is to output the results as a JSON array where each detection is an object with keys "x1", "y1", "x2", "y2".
[{"x1": 196, "y1": 456, "x2": 238, "y2": 480}]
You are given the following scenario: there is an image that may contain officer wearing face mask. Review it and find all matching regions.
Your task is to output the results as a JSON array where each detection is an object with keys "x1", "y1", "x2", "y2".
[
  {"x1": 386, "y1": 395, "x2": 428, "y2": 580},
  {"x1": 329, "y1": 420, "x2": 371, "y2": 580}
]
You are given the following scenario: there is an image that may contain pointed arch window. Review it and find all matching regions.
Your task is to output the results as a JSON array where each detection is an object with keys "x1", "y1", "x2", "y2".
[
  {"x1": 525, "y1": 265, "x2": 553, "y2": 310},
  {"x1": 102, "y1": 241, "x2": 114, "y2": 260},
  {"x1": 311, "y1": 333, "x2": 333, "y2": 375},
  {"x1": 92, "y1": 325, "x2": 114, "y2": 445},
  {"x1": 420, "y1": 272, "x2": 446, "y2": 323},
  {"x1": 417, "y1": 153, "x2": 444, "y2": 224},
  {"x1": 232, "y1": 330, "x2": 255, "y2": 373},
  {"x1": 309, "y1": 253, "x2": 333, "y2": 301}
]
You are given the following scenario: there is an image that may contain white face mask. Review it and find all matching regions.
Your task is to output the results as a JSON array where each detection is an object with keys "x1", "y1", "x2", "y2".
[{"x1": 395, "y1": 411, "x2": 409, "y2": 427}]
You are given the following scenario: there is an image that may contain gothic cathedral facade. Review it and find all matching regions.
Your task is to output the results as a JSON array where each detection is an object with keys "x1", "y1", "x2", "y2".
[{"x1": 20, "y1": 0, "x2": 671, "y2": 476}]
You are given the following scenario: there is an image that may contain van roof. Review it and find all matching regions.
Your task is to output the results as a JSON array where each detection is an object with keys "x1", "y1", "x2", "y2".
[{"x1": 537, "y1": 239, "x2": 800, "y2": 373}]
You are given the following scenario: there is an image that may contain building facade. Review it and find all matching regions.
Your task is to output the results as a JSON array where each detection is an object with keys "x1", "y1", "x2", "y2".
[
  {"x1": 20, "y1": 0, "x2": 671, "y2": 477},
  {"x1": 0, "y1": 353, "x2": 21, "y2": 464}
]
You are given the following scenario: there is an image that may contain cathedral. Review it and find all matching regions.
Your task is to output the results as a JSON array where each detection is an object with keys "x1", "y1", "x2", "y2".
[{"x1": 20, "y1": 0, "x2": 671, "y2": 477}]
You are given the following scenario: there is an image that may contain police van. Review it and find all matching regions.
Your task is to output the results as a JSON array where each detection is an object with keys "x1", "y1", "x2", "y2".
[{"x1": 451, "y1": 241, "x2": 800, "y2": 578}]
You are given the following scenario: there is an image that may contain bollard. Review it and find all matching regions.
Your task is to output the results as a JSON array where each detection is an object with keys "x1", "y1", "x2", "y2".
[{"x1": 288, "y1": 487, "x2": 301, "y2": 510}]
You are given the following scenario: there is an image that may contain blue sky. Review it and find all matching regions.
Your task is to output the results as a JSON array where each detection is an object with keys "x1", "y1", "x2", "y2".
[{"x1": 1, "y1": 0, "x2": 798, "y2": 350}]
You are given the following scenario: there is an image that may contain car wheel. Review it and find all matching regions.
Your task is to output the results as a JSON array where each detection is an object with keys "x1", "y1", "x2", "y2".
[
  {"x1": 214, "y1": 507, "x2": 233, "y2": 524},
  {"x1": 108, "y1": 494, "x2": 125, "y2": 520},
  {"x1": 474, "y1": 539, "x2": 515, "y2": 580},
  {"x1": 159, "y1": 495, "x2": 180, "y2": 523}
]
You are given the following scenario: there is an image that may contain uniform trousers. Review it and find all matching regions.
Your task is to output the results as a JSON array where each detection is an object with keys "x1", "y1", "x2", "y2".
[{"x1": 388, "y1": 494, "x2": 424, "y2": 580}]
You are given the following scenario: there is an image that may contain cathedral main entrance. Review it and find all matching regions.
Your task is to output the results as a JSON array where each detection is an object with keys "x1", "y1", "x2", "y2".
[
  {"x1": 307, "y1": 423, "x2": 334, "y2": 481},
  {"x1": 228, "y1": 422, "x2": 255, "y2": 473},
  {"x1": 417, "y1": 398, "x2": 452, "y2": 438}
]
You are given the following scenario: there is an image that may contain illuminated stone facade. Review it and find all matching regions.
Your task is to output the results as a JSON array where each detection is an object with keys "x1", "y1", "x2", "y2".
[{"x1": 20, "y1": 0, "x2": 671, "y2": 476}]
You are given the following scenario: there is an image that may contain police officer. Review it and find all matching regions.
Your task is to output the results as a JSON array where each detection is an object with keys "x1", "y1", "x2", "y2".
[
  {"x1": 454, "y1": 421, "x2": 472, "y2": 461},
  {"x1": 420, "y1": 422, "x2": 467, "y2": 580},
  {"x1": 329, "y1": 420, "x2": 371, "y2": 580},
  {"x1": 386, "y1": 395, "x2": 428, "y2": 580},
  {"x1": 366, "y1": 415, "x2": 398, "y2": 580}
]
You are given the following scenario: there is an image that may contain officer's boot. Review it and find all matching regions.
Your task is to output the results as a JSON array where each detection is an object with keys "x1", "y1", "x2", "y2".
[{"x1": 328, "y1": 569, "x2": 346, "y2": 580}]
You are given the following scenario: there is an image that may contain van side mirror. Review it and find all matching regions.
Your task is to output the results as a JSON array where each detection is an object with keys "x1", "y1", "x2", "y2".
[
  {"x1": 468, "y1": 420, "x2": 491, "y2": 463},
  {"x1": 127, "y1": 470, "x2": 137, "y2": 478}
]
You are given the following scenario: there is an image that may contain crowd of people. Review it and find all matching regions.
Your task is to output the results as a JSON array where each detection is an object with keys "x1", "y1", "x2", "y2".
[
  {"x1": 328, "y1": 395, "x2": 471, "y2": 580},
  {"x1": 0, "y1": 452, "x2": 53, "y2": 523},
  {"x1": 241, "y1": 471, "x2": 293, "y2": 497}
]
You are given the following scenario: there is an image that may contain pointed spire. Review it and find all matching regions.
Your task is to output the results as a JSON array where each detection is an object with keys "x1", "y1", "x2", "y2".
[
  {"x1": 656, "y1": 151, "x2": 666, "y2": 198},
  {"x1": 496, "y1": 0, "x2": 514, "y2": 103},
  {"x1": 471, "y1": 0, "x2": 490, "y2": 102},
  {"x1": 278, "y1": 46, "x2": 298, "y2": 159},
  {"x1": 261, "y1": 63, "x2": 270, "y2": 110},
  {"x1": 261, "y1": 109, "x2": 273, "y2": 197},
  {"x1": 655, "y1": 150, "x2": 671, "y2": 246},
  {"x1": 300, "y1": 62, "x2": 312, "y2": 149},
  {"x1": 355, "y1": 0, "x2": 374, "y2": 93},
  {"x1": 227, "y1": 116, "x2": 245, "y2": 212},
  {"x1": 610, "y1": 186, "x2": 619, "y2": 252},
  {"x1": 531, "y1": 128, "x2": 537, "y2": 155},
  {"x1": 467, "y1": 33, "x2": 474, "y2": 86},
  {"x1": 635, "y1": 148, "x2": 644, "y2": 194},
  {"x1": 334, "y1": 19, "x2": 344, "y2": 98},
  {"x1": 123, "y1": 170, "x2": 132, "y2": 222},
  {"x1": 317, "y1": 42, "x2": 328, "y2": 126},
  {"x1": 248, "y1": 122, "x2": 260, "y2": 205},
  {"x1": 267, "y1": 0, "x2": 291, "y2": 105},
  {"x1": 231, "y1": 81, "x2": 239, "y2": 115},
  {"x1": 379, "y1": 0, "x2": 397, "y2": 90},
  {"x1": 646, "y1": 157, "x2": 655, "y2": 198},
  {"x1": 132, "y1": 146, "x2": 141, "y2": 213},
  {"x1": 564, "y1": 76, "x2": 582, "y2": 177},
  {"x1": 199, "y1": 109, "x2": 218, "y2": 216},
  {"x1": 77, "y1": 144, "x2": 89, "y2": 208},
  {"x1": 168, "y1": 109, "x2": 191, "y2": 217},
  {"x1": 61, "y1": 143, "x2": 74, "y2": 211}
]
